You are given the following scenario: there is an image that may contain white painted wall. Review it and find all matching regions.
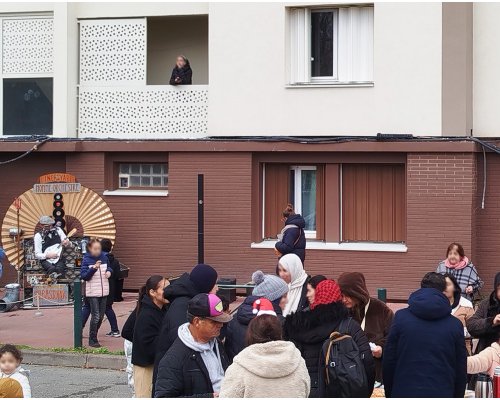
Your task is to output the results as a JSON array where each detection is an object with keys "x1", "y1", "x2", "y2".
[
  {"x1": 473, "y1": 3, "x2": 500, "y2": 137},
  {"x1": 208, "y1": 2, "x2": 443, "y2": 136},
  {"x1": 0, "y1": 2, "x2": 445, "y2": 138}
]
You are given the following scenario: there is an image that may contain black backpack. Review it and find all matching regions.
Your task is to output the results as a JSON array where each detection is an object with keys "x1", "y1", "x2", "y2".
[{"x1": 320, "y1": 318, "x2": 369, "y2": 398}]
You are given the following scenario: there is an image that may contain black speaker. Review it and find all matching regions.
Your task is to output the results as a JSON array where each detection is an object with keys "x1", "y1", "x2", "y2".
[{"x1": 53, "y1": 193, "x2": 65, "y2": 229}]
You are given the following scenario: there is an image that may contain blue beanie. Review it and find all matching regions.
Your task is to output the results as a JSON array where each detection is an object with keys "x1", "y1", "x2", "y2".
[{"x1": 189, "y1": 264, "x2": 218, "y2": 294}]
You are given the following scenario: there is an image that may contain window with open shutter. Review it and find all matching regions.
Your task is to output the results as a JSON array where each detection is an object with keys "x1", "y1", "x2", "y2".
[
  {"x1": 289, "y1": 5, "x2": 374, "y2": 85},
  {"x1": 263, "y1": 164, "x2": 325, "y2": 240}
]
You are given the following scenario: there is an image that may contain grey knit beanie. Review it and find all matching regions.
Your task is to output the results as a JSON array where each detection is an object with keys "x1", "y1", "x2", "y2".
[{"x1": 251, "y1": 270, "x2": 289, "y2": 302}]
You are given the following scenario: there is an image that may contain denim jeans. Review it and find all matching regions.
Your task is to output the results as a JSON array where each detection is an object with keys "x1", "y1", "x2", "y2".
[
  {"x1": 87, "y1": 296, "x2": 107, "y2": 342},
  {"x1": 82, "y1": 300, "x2": 119, "y2": 332}
]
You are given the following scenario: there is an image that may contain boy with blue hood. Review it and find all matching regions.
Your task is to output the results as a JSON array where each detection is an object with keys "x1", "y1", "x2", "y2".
[{"x1": 383, "y1": 272, "x2": 467, "y2": 398}]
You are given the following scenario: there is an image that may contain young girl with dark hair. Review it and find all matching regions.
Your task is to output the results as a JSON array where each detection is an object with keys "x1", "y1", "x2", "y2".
[
  {"x1": 220, "y1": 300, "x2": 310, "y2": 398},
  {"x1": 132, "y1": 275, "x2": 169, "y2": 398},
  {"x1": 80, "y1": 239, "x2": 113, "y2": 348},
  {"x1": 436, "y1": 242, "x2": 483, "y2": 301}
]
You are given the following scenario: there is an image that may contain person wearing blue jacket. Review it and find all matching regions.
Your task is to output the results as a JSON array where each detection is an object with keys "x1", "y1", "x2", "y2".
[
  {"x1": 80, "y1": 239, "x2": 113, "y2": 347},
  {"x1": 383, "y1": 272, "x2": 467, "y2": 398},
  {"x1": 275, "y1": 204, "x2": 306, "y2": 264}
]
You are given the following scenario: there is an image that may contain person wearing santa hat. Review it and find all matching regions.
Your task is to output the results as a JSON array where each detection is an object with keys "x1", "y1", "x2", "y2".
[
  {"x1": 224, "y1": 270, "x2": 289, "y2": 362},
  {"x1": 219, "y1": 298, "x2": 310, "y2": 398},
  {"x1": 284, "y1": 279, "x2": 375, "y2": 398}
]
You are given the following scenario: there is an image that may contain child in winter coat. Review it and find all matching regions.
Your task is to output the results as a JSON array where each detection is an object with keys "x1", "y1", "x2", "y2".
[
  {"x1": 0, "y1": 345, "x2": 31, "y2": 398},
  {"x1": 467, "y1": 339, "x2": 500, "y2": 377},
  {"x1": 80, "y1": 239, "x2": 113, "y2": 348}
]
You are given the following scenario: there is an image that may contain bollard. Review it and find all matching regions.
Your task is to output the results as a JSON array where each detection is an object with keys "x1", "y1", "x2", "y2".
[
  {"x1": 377, "y1": 288, "x2": 387, "y2": 303},
  {"x1": 73, "y1": 279, "x2": 82, "y2": 348}
]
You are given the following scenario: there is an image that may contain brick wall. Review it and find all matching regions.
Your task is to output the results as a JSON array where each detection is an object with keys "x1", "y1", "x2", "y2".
[
  {"x1": 0, "y1": 150, "x2": 489, "y2": 301},
  {"x1": 474, "y1": 153, "x2": 500, "y2": 294}
]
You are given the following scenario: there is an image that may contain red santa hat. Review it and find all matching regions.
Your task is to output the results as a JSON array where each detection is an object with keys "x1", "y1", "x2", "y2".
[{"x1": 252, "y1": 298, "x2": 277, "y2": 317}]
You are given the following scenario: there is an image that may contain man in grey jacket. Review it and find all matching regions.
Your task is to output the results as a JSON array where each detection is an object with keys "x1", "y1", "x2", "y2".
[{"x1": 155, "y1": 293, "x2": 232, "y2": 398}]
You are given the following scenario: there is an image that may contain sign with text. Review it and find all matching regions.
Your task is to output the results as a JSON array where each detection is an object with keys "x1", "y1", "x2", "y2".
[
  {"x1": 33, "y1": 183, "x2": 81, "y2": 194},
  {"x1": 39, "y1": 173, "x2": 77, "y2": 184},
  {"x1": 33, "y1": 284, "x2": 69, "y2": 306}
]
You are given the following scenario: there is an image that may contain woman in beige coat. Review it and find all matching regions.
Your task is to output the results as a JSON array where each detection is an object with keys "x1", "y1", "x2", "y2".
[
  {"x1": 467, "y1": 340, "x2": 500, "y2": 377},
  {"x1": 220, "y1": 299, "x2": 310, "y2": 398}
]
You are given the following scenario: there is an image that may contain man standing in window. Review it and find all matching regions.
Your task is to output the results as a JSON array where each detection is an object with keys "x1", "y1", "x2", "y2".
[{"x1": 34, "y1": 216, "x2": 71, "y2": 278}]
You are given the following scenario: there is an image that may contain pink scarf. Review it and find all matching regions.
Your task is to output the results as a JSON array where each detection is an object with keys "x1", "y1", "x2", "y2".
[{"x1": 445, "y1": 256, "x2": 469, "y2": 270}]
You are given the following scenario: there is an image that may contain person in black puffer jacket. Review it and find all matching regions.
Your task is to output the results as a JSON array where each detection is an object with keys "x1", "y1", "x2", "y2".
[
  {"x1": 225, "y1": 270, "x2": 289, "y2": 362},
  {"x1": 275, "y1": 204, "x2": 306, "y2": 264},
  {"x1": 467, "y1": 272, "x2": 500, "y2": 354},
  {"x1": 169, "y1": 55, "x2": 192, "y2": 85},
  {"x1": 284, "y1": 279, "x2": 375, "y2": 398},
  {"x1": 132, "y1": 275, "x2": 169, "y2": 398},
  {"x1": 153, "y1": 264, "x2": 218, "y2": 385}
]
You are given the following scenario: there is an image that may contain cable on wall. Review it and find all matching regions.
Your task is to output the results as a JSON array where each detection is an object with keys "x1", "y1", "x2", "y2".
[{"x1": 0, "y1": 136, "x2": 52, "y2": 165}]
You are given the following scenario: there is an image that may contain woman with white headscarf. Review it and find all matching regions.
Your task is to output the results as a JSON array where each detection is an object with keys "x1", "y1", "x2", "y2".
[{"x1": 277, "y1": 254, "x2": 309, "y2": 316}]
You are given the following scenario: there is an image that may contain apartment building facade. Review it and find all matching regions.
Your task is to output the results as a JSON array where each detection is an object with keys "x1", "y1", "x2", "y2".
[{"x1": 1, "y1": 2, "x2": 500, "y2": 300}]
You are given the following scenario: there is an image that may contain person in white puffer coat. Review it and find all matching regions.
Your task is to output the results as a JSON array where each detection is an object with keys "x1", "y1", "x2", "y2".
[{"x1": 220, "y1": 298, "x2": 310, "y2": 398}]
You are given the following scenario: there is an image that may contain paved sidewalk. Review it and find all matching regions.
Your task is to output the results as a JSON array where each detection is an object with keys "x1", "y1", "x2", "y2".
[{"x1": 0, "y1": 293, "x2": 137, "y2": 351}]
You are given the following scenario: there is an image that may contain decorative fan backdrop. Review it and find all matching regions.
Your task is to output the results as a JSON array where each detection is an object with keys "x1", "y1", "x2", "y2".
[{"x1": 1, "y1": 186, "x2": 116, "y2": 266}]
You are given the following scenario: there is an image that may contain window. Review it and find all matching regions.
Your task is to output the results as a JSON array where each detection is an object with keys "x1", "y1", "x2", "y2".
[
  {"x1": 263, "y1": 164, "x2": 323, "y2": 240},
  {"x1": 3, "y1": 78, "x2": 53, "y2": 136},
  {"x1": 119, "y1": 163, "x2": 168, "y2": 189},
  {"x1": 289, "y1": 166, "x2": 317, "y2": 236},
  {"x1": 289, "y1": 6, "x2": 374, "y2": 85},
  {"x1": 260, "y1": 161, "x2": 405, "y2": 245},
  {"x1": 0, "y1": 16, "x2": 54, "y2": 135},
  {"x1": 342, "y1": 164, "x2": 405, "y2": 242}
]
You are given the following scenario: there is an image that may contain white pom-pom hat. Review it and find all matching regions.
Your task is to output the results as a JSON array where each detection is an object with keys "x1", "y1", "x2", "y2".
[{"x1": 252, "y1": 298, "x2": 277, "y2": 317}]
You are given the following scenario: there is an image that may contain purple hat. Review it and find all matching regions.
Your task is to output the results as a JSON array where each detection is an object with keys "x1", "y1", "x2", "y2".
[{"x1": 188, "y1": 293, "x2": 232, "y2": 323}]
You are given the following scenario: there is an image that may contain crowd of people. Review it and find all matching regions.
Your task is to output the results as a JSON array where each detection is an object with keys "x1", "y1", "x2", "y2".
[{"x1": 2, "y1": 204, "x2": 500, "y2": 398}]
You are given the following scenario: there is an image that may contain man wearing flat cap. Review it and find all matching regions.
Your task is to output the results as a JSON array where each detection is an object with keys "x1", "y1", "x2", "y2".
[{"x1": 34, "y1": 216, "x2": 71, "y2": 277}]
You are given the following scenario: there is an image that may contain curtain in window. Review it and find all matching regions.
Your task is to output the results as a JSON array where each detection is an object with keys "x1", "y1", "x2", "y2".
[
  {"x1": 290, "y1": 6, "x2": 374, "y2": 83},
  {"x1": 338, "y1": 7, "x2": 374, "y2": 82},
  {"x1": 290, "y1": 8, "x2": 310, "y2": 83},
  {"x1": 342, "y1": 164, "x2": 405, "y2": 242}
]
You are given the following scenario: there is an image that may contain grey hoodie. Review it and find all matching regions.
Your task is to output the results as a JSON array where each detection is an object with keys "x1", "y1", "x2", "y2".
[{"x1": 177, "y1": 322, "x2": 224, "y2": 392}]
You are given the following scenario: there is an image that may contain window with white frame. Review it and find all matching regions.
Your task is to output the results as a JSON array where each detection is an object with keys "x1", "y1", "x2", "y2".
[
  {"x1": 289, "y1": 6, "x2": 374, "y2": 85},
  {"x1": 289, "y1": 166, "x2": 317, "y2": 238},
  {"x1": 119, "y1": 163, "x2": 168, "y2": 189},
  {"x1": 0, "y1": 16, "x2": 54, "y2": 135}
]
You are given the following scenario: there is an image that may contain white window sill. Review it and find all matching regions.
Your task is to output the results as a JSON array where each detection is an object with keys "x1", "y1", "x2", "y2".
[
  {"x1": 286, "y1": 82, "x2": 374, "y2": 88},
  {"x1": 103, "y1": 189, "x2": 169, "y2": 197},
  {"x1": 251, "y1": 240, "x2": 407, "y2": 253}
]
